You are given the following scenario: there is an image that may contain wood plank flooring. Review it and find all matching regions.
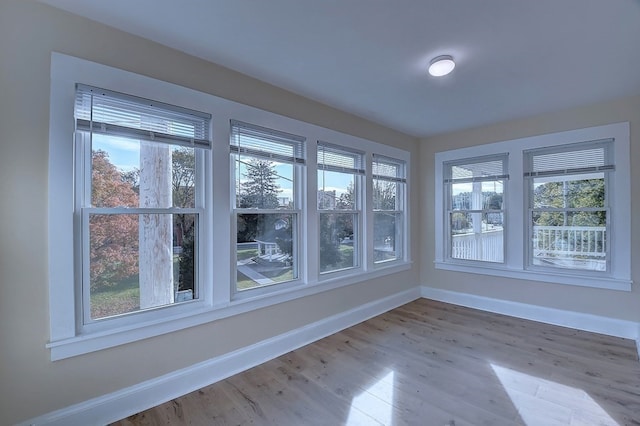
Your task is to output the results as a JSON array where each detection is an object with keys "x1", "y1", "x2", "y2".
[{"x1": 112, "y1": 299, "x2": 640, "y2": 425}]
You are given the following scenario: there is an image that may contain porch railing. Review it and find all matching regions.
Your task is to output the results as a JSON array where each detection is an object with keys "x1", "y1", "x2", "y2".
[{"x1": 451, "y1": 225, "x2": 606, "y2": 263}]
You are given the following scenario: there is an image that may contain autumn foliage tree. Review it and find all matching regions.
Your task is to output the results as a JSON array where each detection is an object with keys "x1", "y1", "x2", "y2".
[{"x1": 90, "y1": 150, "x2": 139, "y2": 290}]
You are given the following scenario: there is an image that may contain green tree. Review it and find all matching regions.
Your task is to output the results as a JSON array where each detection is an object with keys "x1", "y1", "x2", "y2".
[
  {"x1": 533, "y1": 178, "x2": 605, "y2": 226},
  {"x1": 90, "y1": 150, "x2": 139, "y2": 290},
  {"x1": 237, "y1": 159, "x2": 282, "y2": 245},
  {"x1": 319, "y1": 213, "x2": 342, "y2": 269},
  {"x1": 239, "y1": 159, "x2": 281, "y2": 209}
]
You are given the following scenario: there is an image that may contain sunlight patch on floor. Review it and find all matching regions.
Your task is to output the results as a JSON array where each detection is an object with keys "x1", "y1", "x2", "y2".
[
  {"x1": 346, "y1": 370, "x2": 395, "y2": 425},
  {"x1": 491, "y1": 364, "x2": 619, "y2": 426}
]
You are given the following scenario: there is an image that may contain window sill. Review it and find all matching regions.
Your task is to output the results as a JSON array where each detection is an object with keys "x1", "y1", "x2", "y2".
[
  {"x1": 434, "y1": 261, "x2": 631, "y2": 292},
  {"x1": 47, "y1": 261, "x2": 412, "y2": 361}
]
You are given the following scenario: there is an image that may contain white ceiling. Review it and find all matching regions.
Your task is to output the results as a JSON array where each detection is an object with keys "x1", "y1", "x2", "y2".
[{"x1": 41, "y1": 0, "x2": 640, "y2": 138}]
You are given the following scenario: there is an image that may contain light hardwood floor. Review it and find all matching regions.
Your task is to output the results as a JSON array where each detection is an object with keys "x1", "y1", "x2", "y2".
[{"x1": 113, "y1": 299, "x2": 640, "y2": 425}]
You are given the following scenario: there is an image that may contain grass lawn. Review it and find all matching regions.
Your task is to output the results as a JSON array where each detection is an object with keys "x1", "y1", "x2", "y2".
[
  {"x1": 90, "y1": 256, "x2": 181, "y2": 319},
  {"x1": 90, "y1": 274, "x2": 140, "y2": 319},
  {"x1": 237, "y1": 267, "x2": 294, "y2": 291}
]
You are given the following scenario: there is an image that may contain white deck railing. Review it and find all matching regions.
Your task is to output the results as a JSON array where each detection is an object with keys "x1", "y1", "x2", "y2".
[
  {"x1": 532, "y1": 225, "x2": 606, "y2": 258},
  {"x1": 451, "y1": 229, "x2": 503, "y2": 262},
  {"x1": 451, "y1": 225, "x2": 606, "y2": 263}
]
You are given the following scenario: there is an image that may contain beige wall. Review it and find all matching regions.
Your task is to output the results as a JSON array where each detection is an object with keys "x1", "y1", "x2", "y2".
[
  {"x1": 0, "y1": 1, "x2": 419, "y2": 424},
  {"x1": 420, "y1": 95, "x2": 640, "y2": 322}
]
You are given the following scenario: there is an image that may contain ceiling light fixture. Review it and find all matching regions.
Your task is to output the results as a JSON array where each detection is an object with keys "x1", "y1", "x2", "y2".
[{"x1": 428, "y1": 55, "x2": 455, "y2": 77}]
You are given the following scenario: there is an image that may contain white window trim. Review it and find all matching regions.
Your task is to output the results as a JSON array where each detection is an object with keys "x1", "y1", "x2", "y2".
[
  {"x1": 317, "y1": 142, "x2": 365, "y2": 276},
  {"x1": 434, "y1": 122, "x2": 631, "y2": 291},
  {"x1": 48, "y1": 53, "x2": 411, "y2": 360},
  {"x1": 443, "y1": 154, "x2": 508, "y2": 265},
  {"x1": 372, "y1": 155, "x2": 408, "y2": 266}
]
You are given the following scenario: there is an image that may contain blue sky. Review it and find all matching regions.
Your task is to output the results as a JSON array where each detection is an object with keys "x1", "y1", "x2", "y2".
[{"x1": 94, "y1": 135, "x2": 353, "y2": 202}]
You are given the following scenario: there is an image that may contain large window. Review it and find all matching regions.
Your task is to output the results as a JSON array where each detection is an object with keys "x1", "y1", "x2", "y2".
[
  {"x1": 74, "y1": 85, "x2": 210, "y2": 326},
  {"x1": 525, "y1": 141, "x2": 612, "y2": 272},
  {"x1": 444, "y1": 155, "x2": 507, "y2": 263},
  {"x1": 372, "y1": 155, "x2": 406, "y2": 264},
  {"x1": 48, "y1": 53, "x2": 410, "y2": 360},
  {"x1": 434, "y1": 123, "x2": 630, "y2": 291},
  {"x1": 231, "y1": 120, "x2": 305, "y2": 292},
  {"x1": 317, "y1": 143, "x2": 364, "y2": 274}
]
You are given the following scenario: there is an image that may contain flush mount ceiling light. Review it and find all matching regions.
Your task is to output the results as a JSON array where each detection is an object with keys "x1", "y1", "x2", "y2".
[{"x1": 428, "y1": 55, "x2": 456, "y2": 77}]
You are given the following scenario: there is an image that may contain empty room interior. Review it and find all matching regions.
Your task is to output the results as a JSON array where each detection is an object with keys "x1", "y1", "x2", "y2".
[{"x1": 1, "y1": 1, "x2": 640, "y2": 425}]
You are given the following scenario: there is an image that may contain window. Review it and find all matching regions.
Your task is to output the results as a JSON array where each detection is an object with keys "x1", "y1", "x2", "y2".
[
  {"x1": 317, "y1": 142, "x2": 364, "y2": 274},
  {"x1": 372, "y1": 155, "x2": 406, "y2": 264},
  {"x1": 230, "y1": 120, "x2": 305, "y2": 292},
  {"x1": 444, "y1": 155, "x2": 507, "y2": 263},
  {"x1": 48, "y1": 53, "x2": 410, "y2": 360},
  {"x1": 74, "y1": 85, "x2": 211, "y2": 328},
  {"x1": 525, "y1": 141, "x2": 612, "y2": 272},
  {"x1": 434, "y1": 122, "x2": 630, "y2": 291}
]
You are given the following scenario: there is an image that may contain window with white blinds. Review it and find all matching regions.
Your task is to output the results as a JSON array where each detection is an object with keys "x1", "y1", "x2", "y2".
[
  {"x1": 444, "y1": 155, "x2": 507, "y2": 263},
  {"x1": 49, "y1": 54, "x2": 413, "y2": 361},
  {"x1": 317, "y1": 142, "x2": 364, "y2": 274},
  {"x1": 318, "y1": 142, "x2": 365, "y2": 175},
  {"x1": 524, "y1": 140, "x2": 613, "y2": 273},
  {"x1": 372, "y1": 155, "x2": 406, "y2": 264},
  {"x1": 230, "y1": 119, "x2": 305, "y2": 164},
  {"x1": 75, "y1": 84, "x2": 211, "y2": 149},
  {"x1": 74, "y1": 84, "x2": 211, "y2": 329},
  {"x1": 524, "y1": 140, "x2": 614, "y2": 178},
  {"x1": 434, "y1": 123, "x2": 630, "y2": 291},
  {"x1": 231, "y1": 121, "x2": 305, "y2": 293}
]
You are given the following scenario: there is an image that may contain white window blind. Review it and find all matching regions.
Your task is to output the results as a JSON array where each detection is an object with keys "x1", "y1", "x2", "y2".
[
  {"x1": 230, "y1": 120, "x2": 305, "y2": 164},
  {"x1": 446, "y1": 156, "x2": 508, "y2": 184},
  {"x1": 524, "y1": 139, "x2": 614, "y2": 178},
  {"x1": 372, "y1": 155, "x2": 406, "y2": 183},
  {"x1": 75, "y1": 84, "x2": 212, "y2": 149},
  {"x1": 318, "y1": 142, "x2": 364, "y2": 174}
]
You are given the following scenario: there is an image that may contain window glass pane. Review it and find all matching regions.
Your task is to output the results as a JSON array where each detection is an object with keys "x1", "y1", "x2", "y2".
[
  {"x1": 449, "y1": 212, "x2": 504, "y2": 262},
  {"x1": 532, "y1": 212, "x2": 607, "y2": 271},
  {"x1": 451, "y1": 181, "x2": 504, "y2": 210},
  {"x1": 89, "y1": 213, "x2": 197, "y2": 320},
  {"x1": 320, "y1": 212, "x2": 356, "y2": 273},
  {"x1": 235, "y1": 156, "x2": 293, "y2": 209},
  {"x1": 374, "y1": 211, "x2": 403, "y2": 263},
  {"x1": 91, "y1": 135, "x2": 196, "y2": 208},
  {"x1": 318, "y1": 170, "x2": 355, "y2": 210},
  {"x1": 533, "y1": 174, "x2": 605, "y2": 209},
  {"x1": 373, "y1": 179, "x2": 399, "y2": 210},
  {"x1": 236, "y1": 213, "x2": 296, "y2": 290}
]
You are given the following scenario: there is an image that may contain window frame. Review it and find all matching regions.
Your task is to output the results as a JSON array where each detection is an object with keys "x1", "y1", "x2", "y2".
[
  {"x1": 372, "y1": 155, "x2": 407, "y2": 266},
  {"x1": 316, "y1": 142, "x2": 365, "y2": 276},
  {"x1": 434, "y1": 122, "x2": 631, "y2": 291},
  {"x1": 230, "y1": 120, "x2": 306, "y2": 297},
  {"x1": 47, "y1": 53, "x2": 411, "y2": 361},
  {"x1": 443, "y1": 154, "x2": 508, "y2": 265},
  {"x1": 72, "y1": 85, "x2": 213, "y2": 332},
  {"x1": 524, "y1": 140, "x2": 613, "y2": 276}
]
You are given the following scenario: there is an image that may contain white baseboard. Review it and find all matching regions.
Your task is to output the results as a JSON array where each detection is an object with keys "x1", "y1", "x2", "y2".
[
  {"x1": 22, "y1": 287, "x2": 421, "y2": 426},
  {"x1": 421, "y1": 286, "x2": 640, "y2": 342}
]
